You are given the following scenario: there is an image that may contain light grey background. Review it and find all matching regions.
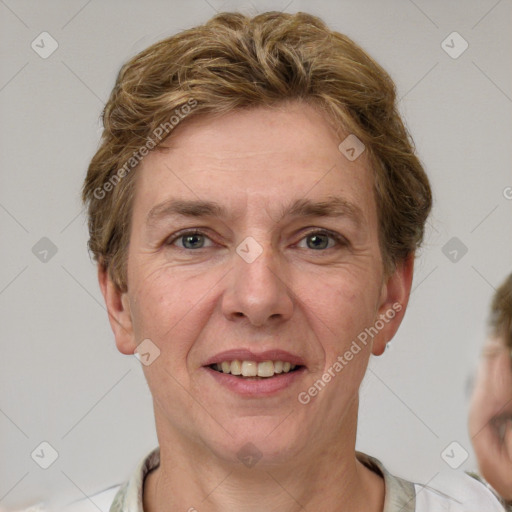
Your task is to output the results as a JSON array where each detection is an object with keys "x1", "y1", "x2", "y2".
[{"x1": 1, "y1": 0, "x2": 511, "y2": 509}]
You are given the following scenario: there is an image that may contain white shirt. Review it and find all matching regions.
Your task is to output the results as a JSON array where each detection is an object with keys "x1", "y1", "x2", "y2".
[{"x1": 36, "y1": 447, "x2": 508, "y2": 511}]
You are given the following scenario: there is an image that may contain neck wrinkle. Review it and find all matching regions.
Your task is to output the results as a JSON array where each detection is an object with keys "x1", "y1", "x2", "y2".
[{"x1": 144, "y1": 398, "x2": 384, "y2": 512}]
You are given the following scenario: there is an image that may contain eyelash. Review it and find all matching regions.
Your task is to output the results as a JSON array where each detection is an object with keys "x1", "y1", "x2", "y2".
[{"x1": 166, "y1": 228, "x2": 348, "y2": 251}]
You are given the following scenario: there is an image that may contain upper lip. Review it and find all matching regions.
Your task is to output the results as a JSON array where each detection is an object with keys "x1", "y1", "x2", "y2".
[{"x1": 203, "y1": 349, "x2": 306, "y2": 367}]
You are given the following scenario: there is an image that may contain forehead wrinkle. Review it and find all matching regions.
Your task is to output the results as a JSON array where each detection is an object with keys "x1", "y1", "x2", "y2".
[
  {"x1": 145, "y1": 195, "x2": 364, "y2": 230},
  {"x1": 276, "y1": 196, "x2": 364, "y2": 227},
  {"x1": 146, "y1": 198, "x2": 226, "y2": 228}
]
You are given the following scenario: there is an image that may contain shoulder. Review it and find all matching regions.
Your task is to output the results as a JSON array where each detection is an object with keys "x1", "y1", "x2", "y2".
[
  {"x1": 356, "y1": 451, "x2": 506, "y2": 512},
  {"x1": 6, "y1": 486, "x2": 122, "y2": 512},
  {"x1": 58, "y1": 485, "x2": 122, "y2": 512},
  {"x1": 10, "y1": 448, "x2": 159, "y2": 512},
  {"x1": 414, "y1": 470, "x2": 507, "y2": 511},
  {"x1": 59, "y1": 447, "x2": 159, "y2": 512}
]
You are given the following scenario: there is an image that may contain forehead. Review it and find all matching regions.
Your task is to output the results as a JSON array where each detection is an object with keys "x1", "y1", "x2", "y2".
[{"x1": 133, "y1": 102, "x2": 375, "y2": 222}]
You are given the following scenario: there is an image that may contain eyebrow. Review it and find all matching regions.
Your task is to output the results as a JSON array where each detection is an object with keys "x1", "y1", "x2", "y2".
[{"x1": 146, "y1": 196, "x2": 363, "y2": 227}]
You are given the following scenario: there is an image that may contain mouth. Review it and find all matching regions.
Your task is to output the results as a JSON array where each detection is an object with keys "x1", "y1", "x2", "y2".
[
  {"x1": 209, "y1": 360, "x2": 303, "y2": 379},
  {"x1": 202, "y1": 349, "x2": 306, "y2": 395}
]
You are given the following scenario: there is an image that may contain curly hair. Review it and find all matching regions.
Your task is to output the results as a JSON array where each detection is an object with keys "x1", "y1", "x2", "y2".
[{"x1": 82, "y1": 11, "x2": 432, "y2": 291}]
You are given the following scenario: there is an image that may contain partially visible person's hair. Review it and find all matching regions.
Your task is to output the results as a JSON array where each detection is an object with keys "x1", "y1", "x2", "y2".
[
  {"x1": 489, "y1": 273, "x2": 512, "y2": 349},
  {"x1": 82, "y1": 11, "x2": 432, "y2": 292}
]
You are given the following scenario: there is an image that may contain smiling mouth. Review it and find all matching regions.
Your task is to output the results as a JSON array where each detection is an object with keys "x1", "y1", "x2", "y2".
[{"x1": 209, "y1": 360, "x2": 302, "y2": 379}]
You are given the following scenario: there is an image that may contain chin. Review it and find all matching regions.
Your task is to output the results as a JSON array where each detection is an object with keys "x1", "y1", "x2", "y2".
[{"x1": 206, "y1": 416, "x2": 308, "y2": 466}]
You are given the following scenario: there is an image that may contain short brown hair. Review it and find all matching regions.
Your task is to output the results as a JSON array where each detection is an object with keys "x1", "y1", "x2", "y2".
[
  {"x1": 82, "y1": 11, "x2": 432, "y2": 291},
  {"x1": 489, "y1": 273, "x2": 512, "y2": 349}
]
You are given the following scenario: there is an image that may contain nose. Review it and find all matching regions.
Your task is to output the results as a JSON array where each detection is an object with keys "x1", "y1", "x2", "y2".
[{"x1": 221, "y1": 241, "x2": 294, "y2": 327}]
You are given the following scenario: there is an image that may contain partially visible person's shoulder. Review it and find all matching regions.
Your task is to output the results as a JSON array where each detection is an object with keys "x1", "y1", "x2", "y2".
[
  {"x1": 5, "y1": 486, "x2": 122, "y2": 512},
  {"x1": 414, "y1": 470, "x2": 506, "y2": 511},
  {"x1": 357, "y1": 451, "x2": 507, "y2": 511},
  {"x1": 57, "y1": 485, "x2": 121, "y2": 512}
]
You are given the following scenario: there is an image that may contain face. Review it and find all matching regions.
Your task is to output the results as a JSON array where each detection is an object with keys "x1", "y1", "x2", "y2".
[
  {"x1": 469, "y1": 334, "x2": 512, "y2": 499},
  {"x1": 101, "y1": 101, "x2": 412, "y2": 465}
]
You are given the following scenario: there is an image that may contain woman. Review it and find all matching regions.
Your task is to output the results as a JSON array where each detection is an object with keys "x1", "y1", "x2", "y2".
[{"x1": 78, "y1": 11, "x2": 504, "y2": 512}]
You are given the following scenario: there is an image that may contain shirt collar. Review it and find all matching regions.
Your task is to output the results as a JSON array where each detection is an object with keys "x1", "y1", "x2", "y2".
[{"x1": 109, "y1": 447, "x2": 415, "y2": 512}]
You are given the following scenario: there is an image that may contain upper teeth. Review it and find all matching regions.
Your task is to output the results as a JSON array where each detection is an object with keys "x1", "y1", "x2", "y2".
[{"x1": 213, "y1": 360, "x2": 297, "y2": 377}]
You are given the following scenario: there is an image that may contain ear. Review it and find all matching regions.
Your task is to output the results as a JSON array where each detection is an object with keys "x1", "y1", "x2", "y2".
[
  {"x1": 371, "y1": 253, "x2": 414, "y2": 356},
  {"x1": 97, "y1": 264, "x2": 137, "y2": 355}
]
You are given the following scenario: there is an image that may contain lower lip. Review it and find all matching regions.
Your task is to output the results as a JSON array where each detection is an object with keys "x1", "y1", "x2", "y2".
[{"x1": 204, "y1": 366, "x2": 306, "y2": 396}]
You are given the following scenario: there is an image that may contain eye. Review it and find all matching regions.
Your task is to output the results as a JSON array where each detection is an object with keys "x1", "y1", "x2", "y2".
[
  {"x1": 296, "y1": 230, "x2": 346, "y2": 251},
  {"x1": 167, "y1": 230, "x2": 214, "y2": 249}
]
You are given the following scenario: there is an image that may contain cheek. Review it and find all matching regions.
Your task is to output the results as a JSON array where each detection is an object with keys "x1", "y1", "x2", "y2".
[
  {"x1": 493, "y1": 355, "x2": 512, "y2": 398},
  {"x1": 295, "y1": 268, "x2": 380, "y2": 352},
  {"x1": 128, "y1": 266, "x2": 208, "y2": 351}
]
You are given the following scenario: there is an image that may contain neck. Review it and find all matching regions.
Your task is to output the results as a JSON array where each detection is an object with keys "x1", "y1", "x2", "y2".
[{"x1": 144, "y1": 405, "x2": 384, "y2": 512}]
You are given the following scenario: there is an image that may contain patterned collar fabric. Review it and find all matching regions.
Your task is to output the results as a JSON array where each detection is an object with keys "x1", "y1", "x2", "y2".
[
  {"x1": 107, "y1": 446, "x2": 506, "y2": 512},
  {"x1": 108, "y1": 447, "x2": 416, "y2": 512}
]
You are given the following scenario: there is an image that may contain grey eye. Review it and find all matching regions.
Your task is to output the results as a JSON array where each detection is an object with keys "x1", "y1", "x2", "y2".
[
  {"x1": 180, "y1": 233, "x2": 206, "y2": 249},
  {"x1": 306, "y1": 233, "x2": 331, "y2": 250}
]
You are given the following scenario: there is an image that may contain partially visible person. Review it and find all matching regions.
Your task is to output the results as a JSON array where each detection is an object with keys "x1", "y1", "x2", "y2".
[{"x1": 469, "y1": 273, "x2": 512, "y2": 509}]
